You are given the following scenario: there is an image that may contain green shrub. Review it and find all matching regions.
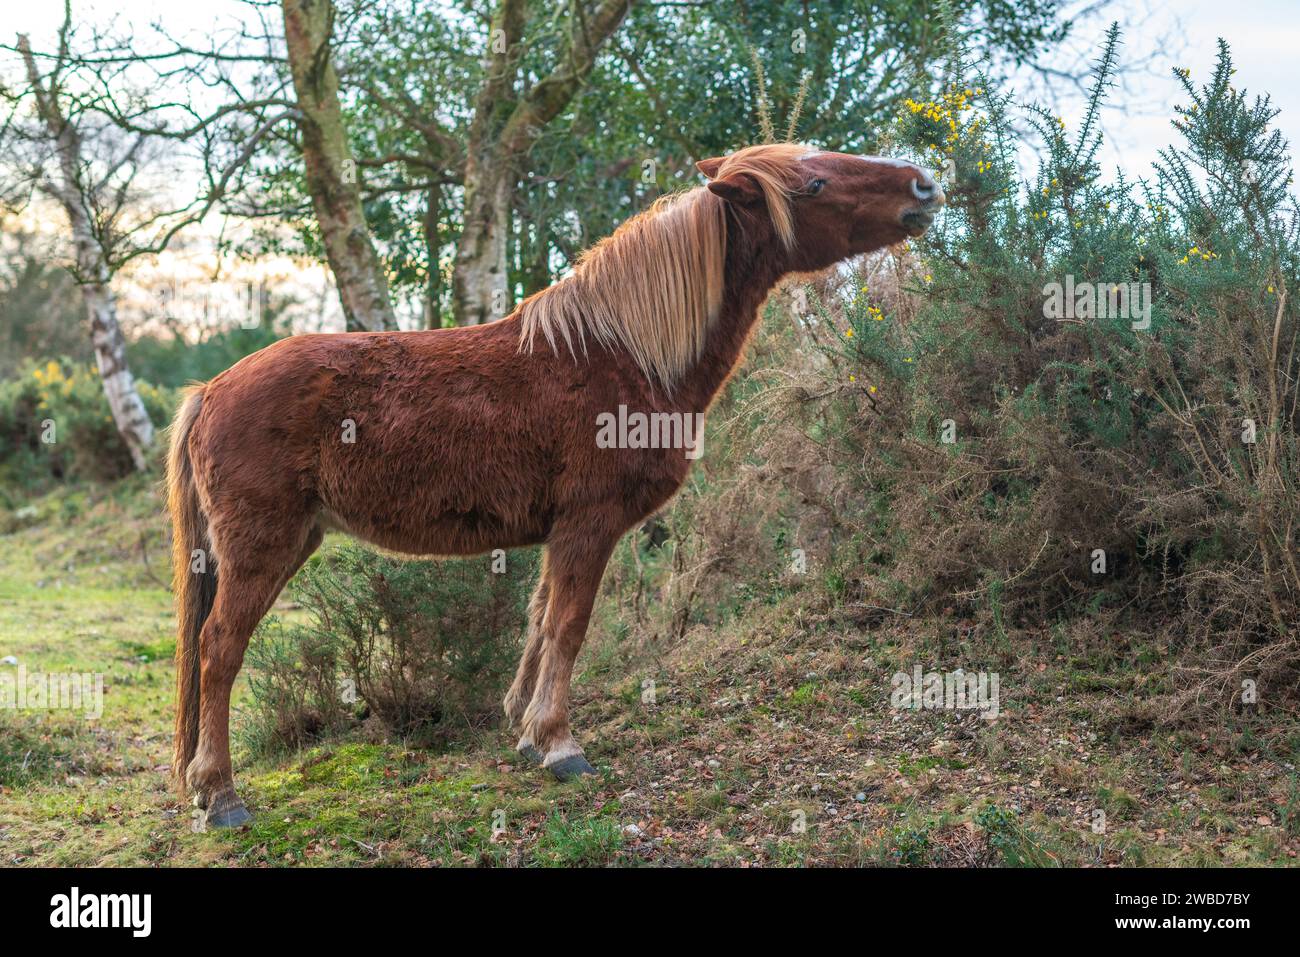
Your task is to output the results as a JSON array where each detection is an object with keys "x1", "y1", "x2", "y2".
[
  {"x1": 622, "y1": 28, "x2": 1300, "y2": 722},
  {"x1": 887, "y1": 824, "x2": 933, "y2": 867},
  {"x1": 975, "y1": 803, "x2": 1054, "y2": 867},
  {"x1": 240, "y1": 542, "x2": 538, "y2": 756},
  {"x1": 240, "y1": 616, "x2": 352, "y2": 756},
  {"x1": 0, "y1": 359, "x2": 173, "y2": 488},
  {"x1": 775, "y1": 28, "x2": 1300, "y2": 711}
]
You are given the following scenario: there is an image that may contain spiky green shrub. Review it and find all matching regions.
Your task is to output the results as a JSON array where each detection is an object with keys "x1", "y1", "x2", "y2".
[
  {"x1": 240, "y1": 542, "x2": 537, "y2": 755},
  {"x1": 0, "y1": 359, "x2": 172, "y2": 486},
  {"x1": 798, "y1": 26, "x2": 1299, "y2": 709}
]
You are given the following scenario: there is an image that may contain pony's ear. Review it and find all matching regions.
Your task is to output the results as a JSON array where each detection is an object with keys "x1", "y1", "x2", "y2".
[
  {"x1": 706, "y1": 172, "x2": 762, "y2": 205},
  {"x1": 695, "y1": 156, "x2": 724, "y2": 178}
]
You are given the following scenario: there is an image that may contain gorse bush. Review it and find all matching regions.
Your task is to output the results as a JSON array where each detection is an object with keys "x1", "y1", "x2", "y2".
[
  {"x1": 608, "y1": 28, "x2": 1299, "y2": 722},
  {"x1": 792, "y1": 27, "x2": 1299, "y2": 708},
  {"x1": 240, "y1": 542, "x2": 537, "y2": 755},
  {"x1": 241, "y1": 616, "x2": 351, "y2": 754},
  {"x1": 0, "y1": 309, "x2": 286, "y2": 492},
  {"x1": 0, "y1": 359, "x2": 173, "y2": 488}
]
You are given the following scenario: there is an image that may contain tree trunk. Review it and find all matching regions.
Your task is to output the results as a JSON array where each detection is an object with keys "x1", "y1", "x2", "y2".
[
  {"x1": 17, "y1": 34, "x2": 155, "y2": 470},
  {"x1": 452, "y1": 168, "x2": 512, "y2": 325},
  {"x1": 422, "y1": 181, "x2": 443, "y2": 329},
  {"x1": 83, "y1": 278, "x2": 155, "y2": 470},
  {"x1": 282, "y1": 0, "x2": 397, "y2": 332},
  {"x1": 68, "y1": 216, "x2": 155, "y2": 472},
  {"x1": 449, "y1": 0, "x2": 633, "y2": 324},
  {"x1": 451, "y1": 0, "x2": 525, "y2": 326}
]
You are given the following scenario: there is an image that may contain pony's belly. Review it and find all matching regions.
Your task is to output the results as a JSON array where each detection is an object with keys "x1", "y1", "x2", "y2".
[{"x1": 318, "y1": 505, "x2": 548, "y2": 558}]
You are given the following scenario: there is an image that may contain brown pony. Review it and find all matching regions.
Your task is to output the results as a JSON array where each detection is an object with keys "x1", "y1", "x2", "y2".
[{"x1": 168, "y1": 143, "x2": 944, "y2": 826}]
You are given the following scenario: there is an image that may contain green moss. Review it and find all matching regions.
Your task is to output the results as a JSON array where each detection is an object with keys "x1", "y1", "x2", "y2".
[{"x1": 533, "y1": 812, "x2": 623, "y2": 867}]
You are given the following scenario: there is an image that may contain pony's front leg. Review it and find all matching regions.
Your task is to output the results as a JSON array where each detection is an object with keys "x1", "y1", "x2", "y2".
[
  {"x1": 520, "y1": 531, "x2": 617, "y2": 780},
  {"x1": 503, "y1": 558, "x2": 550, "y2": 764}
]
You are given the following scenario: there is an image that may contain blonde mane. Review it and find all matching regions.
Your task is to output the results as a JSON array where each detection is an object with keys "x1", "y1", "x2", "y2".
[{"x1": 518, "y1": 143, "x2": 808, "y2": 389}]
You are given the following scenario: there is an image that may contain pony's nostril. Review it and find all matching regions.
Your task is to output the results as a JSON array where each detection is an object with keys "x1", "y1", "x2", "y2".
[{"x1": 912, "y1": 178, "x2": 937, "y2": 201}]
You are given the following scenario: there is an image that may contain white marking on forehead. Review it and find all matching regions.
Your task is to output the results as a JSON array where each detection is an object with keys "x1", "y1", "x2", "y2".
[
  {"x1": 799, "y1": 150, "x2": 928, "y2": 176},
  {"x1": 859, "y1": 154, "x2": 925, "y2": 172}
]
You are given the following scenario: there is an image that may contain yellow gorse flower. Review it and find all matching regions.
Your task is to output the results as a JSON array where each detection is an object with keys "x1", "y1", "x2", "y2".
[
  {"x1": 902, "y1": 84, "x2": 991, "y2": 170},
  {"x1": 1179, "y1": 245, "x2": 1218, "y2": 265}
]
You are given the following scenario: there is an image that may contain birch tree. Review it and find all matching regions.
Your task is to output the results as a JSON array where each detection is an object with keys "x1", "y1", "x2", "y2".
[
  {"x1": 1, "y1": 3, "x2": 295, "y2": 469},
  {"x1": 281, "y1": 0, "x2": 396, "y2": 332},
  {"x1": 9, "y1": 30, "x2": 155, "y2": 468},
  {"x1": 452, "y1": 0, "x2": 634, "y2": 325}
]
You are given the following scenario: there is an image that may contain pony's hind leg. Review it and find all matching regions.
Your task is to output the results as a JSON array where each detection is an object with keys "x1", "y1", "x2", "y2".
[
  {"x1": 520, "y1": 528, "x2": 618, "y2": 780},
  {"x1": 503, "y1": 556, "x2": 551, "y2": 763},
  {"x1": 188, "y1": 521, "x2": 322, "y2": 827}
]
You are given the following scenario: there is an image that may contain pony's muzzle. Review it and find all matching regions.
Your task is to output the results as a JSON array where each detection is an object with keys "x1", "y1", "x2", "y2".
[{"x1": 902, "y1": 178, "x2": 945, "y2": 235}]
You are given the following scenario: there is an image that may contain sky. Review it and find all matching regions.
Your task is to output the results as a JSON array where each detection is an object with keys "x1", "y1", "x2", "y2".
[{"x1": 1046, "y1": 0, "x2": 1300, "y2": 179}]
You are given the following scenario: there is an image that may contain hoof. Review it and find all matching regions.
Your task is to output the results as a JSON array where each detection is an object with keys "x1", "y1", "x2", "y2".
[
  {"x1": 546, "y1": 754, "x2": 597, "y2": 781},
  {"x1": 517, "y1": 742, "x2": 543, "y2": 765},
  {"x1": 204, "y1": 794, "x2": 253, "y2": 829}
]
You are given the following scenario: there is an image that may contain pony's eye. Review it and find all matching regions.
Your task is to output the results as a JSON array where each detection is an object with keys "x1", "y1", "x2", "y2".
[{"x1": 808, "y1": 178, "x2": 826, "y2": 195}]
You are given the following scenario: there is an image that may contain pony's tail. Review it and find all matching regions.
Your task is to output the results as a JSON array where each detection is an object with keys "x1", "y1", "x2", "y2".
[{"x1": 167, "y1": 386, "x2": 215, "y2": 798}]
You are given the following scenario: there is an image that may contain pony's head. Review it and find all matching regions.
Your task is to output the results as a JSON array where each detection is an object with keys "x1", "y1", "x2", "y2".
[
  {"x1": 696, "y1": 143, "x2": 944, "y2": 272},
  {"x1": 519, "y1": 142, "x2": 944, "y2": 390}
]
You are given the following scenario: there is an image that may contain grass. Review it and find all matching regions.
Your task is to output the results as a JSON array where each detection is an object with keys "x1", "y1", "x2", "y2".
[{"x1": 1, "y1": 479, "x2": 1298, "y2": 866}]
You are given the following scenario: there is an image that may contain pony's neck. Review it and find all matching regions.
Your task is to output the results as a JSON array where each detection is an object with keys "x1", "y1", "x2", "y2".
[{"x1": 674, "y1": 210, "x2": 785, "y2": 410}]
